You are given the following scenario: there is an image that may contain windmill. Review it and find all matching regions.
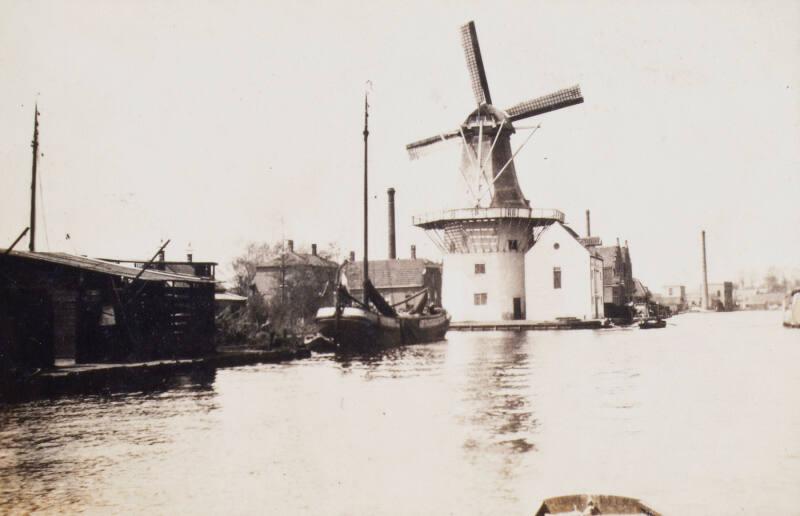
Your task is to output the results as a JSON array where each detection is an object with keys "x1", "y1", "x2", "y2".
[
  {"x1": 407, "y1": 21, "x2": 584, "y2": 322},
  {"x1": 407, "y1": 21, "x2": 583, "y2": 209}
]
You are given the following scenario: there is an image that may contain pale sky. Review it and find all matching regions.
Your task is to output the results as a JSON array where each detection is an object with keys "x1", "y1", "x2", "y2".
[{"x1": 1, "y1": 0, "x2": 798, "y2": 289}]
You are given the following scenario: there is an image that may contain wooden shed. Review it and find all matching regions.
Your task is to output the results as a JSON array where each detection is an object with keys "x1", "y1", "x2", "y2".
[{"x1": 1, "y1": 250, "x2": 216, "y2": 370}]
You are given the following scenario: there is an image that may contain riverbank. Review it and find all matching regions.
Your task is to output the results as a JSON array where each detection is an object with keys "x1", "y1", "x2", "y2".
[{"x1": 1, "y1": 345, "x2": 311, "y2": 403}]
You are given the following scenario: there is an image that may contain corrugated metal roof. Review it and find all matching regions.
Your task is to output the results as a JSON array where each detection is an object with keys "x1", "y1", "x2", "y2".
[
  {"x1": 343, "y1": 259, "x2": 440, "y2": 291},
  {"x1": 0, "y1": 250, "x2": 215, "y2": 283}
]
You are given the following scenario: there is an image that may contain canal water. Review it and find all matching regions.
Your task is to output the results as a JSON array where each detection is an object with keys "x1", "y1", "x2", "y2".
[{"x1": 1, "y1": 311, "x2": 798, "y2": 515}]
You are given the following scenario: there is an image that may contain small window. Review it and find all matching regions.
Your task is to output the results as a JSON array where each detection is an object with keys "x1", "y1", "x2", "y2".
[
  {"x1": 473, "y1": 293, "x2": 487, "y2": 305},
  {"x1": 474, "y1": 263, "x2": 485, "y2": 274},
  {"x1": 668, "y1": 288, "x2": 673, "y2": 296},
  {"x1": 553, "y1": 267, "x2": 562, "y2": 289},
  {"x1": 508, "y1": 239, "x2": 519, "y2": 251}
]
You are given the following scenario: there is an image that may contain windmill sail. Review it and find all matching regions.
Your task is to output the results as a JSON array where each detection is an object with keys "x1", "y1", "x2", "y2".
[
  {"x1": 406, "y1": 130, "x2": 460, "y2": 160},
  {"x1": 505, "y1": 85, "x2": 584, "y2": 122},
  {"x1": 460, "y1": 21, "x2": 492, "y2": 106}
]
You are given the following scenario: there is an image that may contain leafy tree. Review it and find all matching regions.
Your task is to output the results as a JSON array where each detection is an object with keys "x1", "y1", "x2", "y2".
[
  {"x1": 224, "y1": 240, "x2": 341, "y2": 339},
  {"x1": 231, "y1": 242, "x2": 279, "y2": 296}
]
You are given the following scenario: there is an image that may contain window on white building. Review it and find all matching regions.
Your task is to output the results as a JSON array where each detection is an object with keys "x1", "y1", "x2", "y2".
[
  {"x1": 474, "y1": 263, "x2": 485, "y2": 274},
  {"x1": 508, "y1": 239, "x2": 519, "y2": 251},
  {"x1": 473, "y1": 293, "x2": 487, "y2": 305},
  {"x1": 553, "y1": 267, "x2": 562, "y2": 289}
]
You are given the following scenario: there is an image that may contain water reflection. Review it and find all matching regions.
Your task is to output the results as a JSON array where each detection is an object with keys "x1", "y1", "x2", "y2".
[
  {"x1": 1, "y1": 312, "x2": 799, "y2": 515},
  {"x1": 0, "y1": 369, "x2": 218, "y2": 513}
]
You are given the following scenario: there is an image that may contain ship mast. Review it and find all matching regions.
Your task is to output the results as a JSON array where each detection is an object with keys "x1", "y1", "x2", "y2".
[
  {"x1": 29, "y1": 105, "x2": 40, "y2": 252},
  {"x1": 362, "y1": 88, "x2": 370, "y2": 304}
]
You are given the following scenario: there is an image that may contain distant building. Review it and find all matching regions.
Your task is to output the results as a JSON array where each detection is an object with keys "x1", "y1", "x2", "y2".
[
  {"x1": 658, "y1": 285, "x2": 687, "y2": 313},
  {"x1": 735, "y1": 286, "x2": 785, "y2": 310},
  {"x1": 252, "y1": 240, "x2": 338, "y2": 305},
  {"x1": 595, "y1": 240, "x2": 635, "y2": 316},
  {"x1": 524, "y1": 222, "x2": 604, "y2": 321},
  {"x1": 687, "y1": 282, "x2": 735, "y2": 311},
  {"x1": 101, "y1": 251, "x2": 217, "y2": 280},
  {"x1": 343, "y1": 248, "x2": 442, "y2": 308},
  {"x1": 214, "y1": 292, "x2": 247, "y2": 315}
]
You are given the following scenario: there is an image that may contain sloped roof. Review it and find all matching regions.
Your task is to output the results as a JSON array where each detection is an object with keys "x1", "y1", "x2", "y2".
[
  {"x1": 533, "y1": 222, "x2": 601, "y2": 258},
  {"x1": 632, "y1": 277, "x2": 649, "y2": 297},
  {"x1": 343, "y1": 259, "x2": 440, "y2": 291},
  {"x1": 0, "y1": 250, "x2": 215, "y2": 283},
  {"x1": 257, "y1": 251, "x2": 338, "y2": 269},
  {"x1": 595, "y1": 246, "x2": 622, "y2": 268}
]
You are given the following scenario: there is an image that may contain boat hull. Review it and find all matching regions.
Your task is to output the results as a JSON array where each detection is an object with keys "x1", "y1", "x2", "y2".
[
  {"x1": 639, "y1": 319, "x2": 666, "y2": 329},
  {"x1": 315, "y1": 306, "x2": 449, "y2": 351}
]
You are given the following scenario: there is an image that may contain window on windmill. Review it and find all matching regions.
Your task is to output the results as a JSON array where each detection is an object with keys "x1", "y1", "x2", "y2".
[
  {"x1": 473, "y1": 293, "x2": 487, "y2": 305},
  {"x1": 474, "y1": 263, "x2": 485, "y2": 274},
  {"x1": 553, "y1": 267, "x2": 562, "y2": 289},
  {"x1": 508, "y1": 239, "x2": 519, "y2": 251}
]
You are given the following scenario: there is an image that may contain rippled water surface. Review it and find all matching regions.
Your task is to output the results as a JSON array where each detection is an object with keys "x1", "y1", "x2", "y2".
[{"x1": 2, "y1": 311, "x2": 799, "y2": 515}]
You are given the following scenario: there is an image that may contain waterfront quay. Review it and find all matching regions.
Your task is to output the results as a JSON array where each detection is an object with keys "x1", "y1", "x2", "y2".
[
  {"x1": 451, "y1": 319, "x2": 604, "y2": 331},
  {"x1": 1, "y1": 311, "x2": 798, "y2": 515},
  {"x1": 1, "y1": 345, "x2": 309, "y2": 402}
]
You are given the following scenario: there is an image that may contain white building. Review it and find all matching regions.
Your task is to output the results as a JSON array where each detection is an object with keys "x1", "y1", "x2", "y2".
[
  {"x1": 524, "y1": 222, "x2": 604, "y2": 321},
  {"x1": 415, "y1": 207, "x2": 565, "y2": 322}
]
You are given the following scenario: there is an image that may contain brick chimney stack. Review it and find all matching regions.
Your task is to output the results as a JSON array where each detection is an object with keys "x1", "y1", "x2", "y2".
[
  {"x1": 311, "y1": 243, "x2": 317, "y2": 256},
  {"x1": 410, "y1": 245, "x2": 416, "y2": 260},
  {"x1": 349, "y1": 250, "x2": 356, "y2": 262},
  {"x1": 585, "y1": 210, "x2": 591, "y2": 237},
  {"x1": 287, "y1": 240, "x2": 294, "y2": 252}
]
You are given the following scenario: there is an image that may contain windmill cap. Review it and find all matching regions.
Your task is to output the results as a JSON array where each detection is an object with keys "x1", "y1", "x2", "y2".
[{"x1": 463, "y1": 104, "x2": 512, "y2": 129}]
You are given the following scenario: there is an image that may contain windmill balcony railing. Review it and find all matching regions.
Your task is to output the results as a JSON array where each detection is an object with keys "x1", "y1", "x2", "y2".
[{"x1": 412, "y1": 207, "x2": 565, "y2": 227}]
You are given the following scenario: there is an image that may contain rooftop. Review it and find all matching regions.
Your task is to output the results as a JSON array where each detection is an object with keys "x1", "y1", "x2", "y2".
[
  {"x1": 257, "y1": 251, "x2": 338, "y2": 269},
  {"x1": 0, "y1": 250, "x2": 216, "y2": 284},
  {"x1": 343, "y1": 259, "x2": 440, "y2": 291}
]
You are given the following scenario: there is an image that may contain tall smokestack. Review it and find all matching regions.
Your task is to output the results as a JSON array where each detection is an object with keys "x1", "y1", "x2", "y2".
[
  {"x1": 387, "y1": 188, "x2": 396, "y2": 259},
  {"x1": 410, "y1": 245, "x2": 416, "y2": 259},
  {"x1": 585, "y1": 209, "x2": 591, "y2": 237},
  {"x1": 349, "y1": 250, "x2": 356, "y2": 262},
  {"x1": 287, "y1": 240, "x2": 294, "y2": 253},
  {"x1": 311, "y1": 243, "x2": 317, "y2": 256},
  {"x1": 701, "y1": 230, "x2": 709, "y2": 310}
]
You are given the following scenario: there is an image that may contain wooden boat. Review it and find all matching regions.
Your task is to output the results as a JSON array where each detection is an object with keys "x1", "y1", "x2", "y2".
[
  {"x1": 784, "y1": 289, "x2": 800, "y2": 328},
  {"x1": 313, "y1": 88, "x2": 449, "y2": 351},
  {"x1": 638, "y1": 317, "x2": 666, "y2": 329},
  {"x1": 534, "y1": 494, "x2": 661, "y2": 515},
  {"x1": 315, "y1": 281, "x2": 449, "y2": 351}
]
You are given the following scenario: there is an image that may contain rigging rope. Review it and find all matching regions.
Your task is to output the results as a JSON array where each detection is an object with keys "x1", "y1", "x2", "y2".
[{"x1": 37, "y1": 153, "x2": 51, "y2": 251}]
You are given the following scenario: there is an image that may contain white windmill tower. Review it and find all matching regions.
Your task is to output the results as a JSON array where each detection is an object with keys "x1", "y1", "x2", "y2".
[{"x1": 407, "y1": 21, "x2": 584, "y2": 322}]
